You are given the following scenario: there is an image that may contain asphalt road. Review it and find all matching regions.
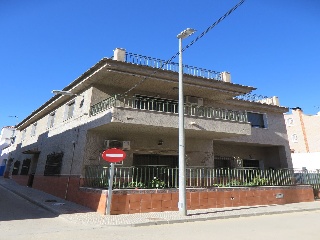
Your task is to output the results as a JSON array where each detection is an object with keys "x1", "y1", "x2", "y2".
[{"x1": 1, "y1": 185, "x2": 320, "y2": 240}]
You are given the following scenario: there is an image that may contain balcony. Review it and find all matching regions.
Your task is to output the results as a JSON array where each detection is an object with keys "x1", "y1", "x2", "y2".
[
  {"x1": 89, "y1": 95, "x2": 251, "y2": 138},
  {"x1": 90, "y1": 95, "x2": 248, "y2": 122}
]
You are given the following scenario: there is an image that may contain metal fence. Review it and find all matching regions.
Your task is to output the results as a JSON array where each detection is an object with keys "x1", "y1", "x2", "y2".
[
  {"x1": 89, "y1": 95, "x2": 248, "y2": 124},
  {"x1": 83, "y1": 166, "x2": 320, "y2": 193},
  {"x1": 125, "y1": 52, "x2": 222, "y2": 80}
]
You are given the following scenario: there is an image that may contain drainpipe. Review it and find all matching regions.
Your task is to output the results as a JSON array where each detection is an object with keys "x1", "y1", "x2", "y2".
[
  {"x1": 297, "y1": 109, "x2": 310, "y2": 153},
  {"x1": 65, "y1": 128, "x2": 79, "y2": 200}
]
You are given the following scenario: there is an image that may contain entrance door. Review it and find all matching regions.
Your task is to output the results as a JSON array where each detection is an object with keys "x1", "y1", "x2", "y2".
[{"x1": 27, "y1": 154, "x2": 39, "y2": 187}]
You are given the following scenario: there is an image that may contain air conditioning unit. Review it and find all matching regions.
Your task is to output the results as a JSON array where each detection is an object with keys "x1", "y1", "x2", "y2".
[
  {"x1": 185, "y1": 96, "x2": 203, "y2": 106},
  {"x1": 104, "y1": 140, "x2": 130, "y2": 150},
  {"x1": 122, "y1": 141, "x2": 131, "y2": 150}
]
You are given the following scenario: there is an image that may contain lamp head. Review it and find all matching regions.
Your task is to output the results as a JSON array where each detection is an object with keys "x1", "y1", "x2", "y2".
[
  {"x1": 52, "y1": 90, "x2": 77, "y2": 96},
  {"x1": 177, "y1": 28, "x2": 196, "y2": 39}
]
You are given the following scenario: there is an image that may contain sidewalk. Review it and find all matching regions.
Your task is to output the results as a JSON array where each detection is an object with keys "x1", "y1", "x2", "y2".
[{"x1": 1, "y1": 177, "x2": 320, "y2": 227}]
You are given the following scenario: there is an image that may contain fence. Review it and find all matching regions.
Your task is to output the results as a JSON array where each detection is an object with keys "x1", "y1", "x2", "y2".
[
  {"x1": 89, "y1": 95, "x2": 248, "y2": 124},
  {"x1": 124, "y1": 52, "x2": 222, "y2": 80},
  {"x1": 83, "y1": 166, "x2": 320, "y2": 194}
]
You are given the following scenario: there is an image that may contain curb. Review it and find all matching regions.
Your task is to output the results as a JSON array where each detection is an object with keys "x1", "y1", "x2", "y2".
[
  {"x1": 1, "y1": 179, "x2": 320, "y2": 227},
  {"x1": 127, "y1": 207, "x2": 320, "y2": 227}
]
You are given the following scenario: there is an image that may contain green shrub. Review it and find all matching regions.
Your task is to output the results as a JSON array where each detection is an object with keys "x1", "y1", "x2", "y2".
[{"x1": 148, "y1": 177, "x2": 166, "y2": 189}]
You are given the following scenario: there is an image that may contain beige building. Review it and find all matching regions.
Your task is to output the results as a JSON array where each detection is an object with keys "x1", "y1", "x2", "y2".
[
  {"x1": 5, "y1": 48, "x2": 292, "y2": 201},
  {"x1": 284, "y1": 108, "x2": 320, "y2": 170},
  {"x1": 284, "y1": 108, "x2": 320, "y2": 153}
]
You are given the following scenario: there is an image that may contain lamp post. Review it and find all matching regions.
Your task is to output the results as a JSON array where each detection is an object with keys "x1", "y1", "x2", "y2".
[
  {"x1": 177, "y1": 28, "x2": 196, "y2": 216},
  {"x1": 51, "y1": 89, "x2": 79, "y2": 200},
  {"x1": 52, "y1": 90, "x2": 78, "y2": 96}
]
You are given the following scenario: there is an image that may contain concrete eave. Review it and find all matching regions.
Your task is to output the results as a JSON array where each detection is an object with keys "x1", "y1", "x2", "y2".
[{"x1": 16, "y1": 58, "x2": 257, "y2": 130}]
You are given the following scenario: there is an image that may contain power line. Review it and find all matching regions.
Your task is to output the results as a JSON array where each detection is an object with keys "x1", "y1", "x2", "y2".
[{"x1": 122, "y1": 0, "x2": 246, "y2": 96}]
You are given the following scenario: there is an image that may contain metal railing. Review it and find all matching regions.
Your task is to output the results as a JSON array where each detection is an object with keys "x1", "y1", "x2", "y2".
[
  {"x1": 90, "y1": 95, "x2": 248, "y2": 123},
  {"x1": 83, "y1": 166, "x2": 320, "y2": 193},
  {"x1": 125, "y1": 52, "x2": 222, "y2": 80}
]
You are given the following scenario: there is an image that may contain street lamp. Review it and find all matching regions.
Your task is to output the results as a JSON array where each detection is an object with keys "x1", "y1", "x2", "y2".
[
  {"x1": 52, "y1": 90, "x2": 78, "y2": 96},
  {"x1": 177, "y1": 28, "x2": 196, "y2": 216},
  {"x1": 52, "y1": 89, "x2": 80, "y2": 200}
]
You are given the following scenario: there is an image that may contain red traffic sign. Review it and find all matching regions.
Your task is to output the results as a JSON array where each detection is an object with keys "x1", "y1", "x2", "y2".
[{"x1": 102, "y1": 148, "x2": 126, "y2": 163}]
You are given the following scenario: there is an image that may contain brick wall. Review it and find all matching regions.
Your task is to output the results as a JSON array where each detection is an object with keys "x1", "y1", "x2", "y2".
[
  {"x1": 12, "y1": 176, "x2": 314, "y2": 215},
  {"x1": 107, "y1": 186, "x2": 314, "y2": 215}
]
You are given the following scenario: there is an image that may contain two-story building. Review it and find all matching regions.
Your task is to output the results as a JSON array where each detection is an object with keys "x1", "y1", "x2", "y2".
[
  {"x1": 6, "y1": 48, "x2": 294, "y2": 212},
  {"x1": 0, "y1": 126, "x2": 15, "y2": 176}
]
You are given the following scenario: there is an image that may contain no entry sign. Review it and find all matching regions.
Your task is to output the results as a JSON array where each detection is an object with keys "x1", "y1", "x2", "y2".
[{"x1": 102, "y1": 148, "x2": 126, "y2": 163}]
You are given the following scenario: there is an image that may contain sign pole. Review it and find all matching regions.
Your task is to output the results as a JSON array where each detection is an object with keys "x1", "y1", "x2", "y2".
[
  {"x1": 106, "y1": 162, "x2": 115, "y2": 215},
  {"x1": 101, "y1": 148, "x2": 126, "y2": 215}
]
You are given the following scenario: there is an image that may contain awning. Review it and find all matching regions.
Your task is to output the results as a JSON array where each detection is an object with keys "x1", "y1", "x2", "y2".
[{"x1": 22, "y1": 149, "x2": 41, "y2": 154}]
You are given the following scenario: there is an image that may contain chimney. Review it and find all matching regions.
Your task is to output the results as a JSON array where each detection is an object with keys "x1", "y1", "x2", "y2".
[
  {"x1": 113, "y1": 48, "x2": 126, "y2": 62},
  {"x1": 272, "y1": 96, "x2": 280, "y2": 106},
  {"x1": 221, "y1": 71, "x2": 231, "y2": 83}
]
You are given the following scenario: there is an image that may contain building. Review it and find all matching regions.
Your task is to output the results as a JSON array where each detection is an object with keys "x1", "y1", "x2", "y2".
[
  {"x1": 284, "y1": 108, "x2": 320, "y2": 169},
  {"x1": 5, "y1": 48, "x2": 296, "y2": 212},
  {"x1": 0, "y1": 126, "x2": 15, "y2": 176}
]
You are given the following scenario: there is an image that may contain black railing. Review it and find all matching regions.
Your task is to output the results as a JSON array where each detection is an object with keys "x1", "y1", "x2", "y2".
[
  {"x1": 125, "y1": 52, "x2": 222, "y2": 80},
  {"x1": 83, "y1": 166, "x2": 320, "y2": 194}
]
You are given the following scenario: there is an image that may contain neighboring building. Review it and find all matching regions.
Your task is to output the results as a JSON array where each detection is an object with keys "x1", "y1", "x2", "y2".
[
  {"x1": 6, "y1": 48, "x2": 293, "y2": 209},
  {"x1": 0, "y1": 126, "x2": 15, "y2": 176},
  {"x1": 284, "y1": 108, "x2": 320, "y2": 169}
]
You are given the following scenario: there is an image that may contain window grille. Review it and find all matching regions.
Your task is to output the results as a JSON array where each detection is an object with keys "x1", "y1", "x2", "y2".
[
  {"x1": 20, "y1": 159, "x2": 31, "y2": 175},
  {"x1": 44, "y1": 152, "x2": 63, "y2": 176}
]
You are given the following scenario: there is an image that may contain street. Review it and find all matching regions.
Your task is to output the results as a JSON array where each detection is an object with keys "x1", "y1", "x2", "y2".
[{"x1": 1, "y1": 185, "x2": 319, "y2": 240}]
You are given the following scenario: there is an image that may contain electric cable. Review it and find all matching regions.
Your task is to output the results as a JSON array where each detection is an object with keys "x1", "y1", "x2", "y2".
[{"x1": 121, "y1": 0, "x2": 246, "y2": 96}]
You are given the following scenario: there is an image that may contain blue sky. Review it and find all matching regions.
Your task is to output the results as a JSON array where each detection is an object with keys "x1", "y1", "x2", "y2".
[{"x1": 1, "y1": 0, "x2": 320, "y2": 128}]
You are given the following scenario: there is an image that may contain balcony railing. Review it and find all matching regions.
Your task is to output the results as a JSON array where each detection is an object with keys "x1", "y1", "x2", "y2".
[
  {"x1": 124, "y1": 52, "x2": 222, "y2": 80},
  {"x1": 83, "y1": 165, "x2": 320, "y2": 193},
  {"x1": 90, "y1": 95, "x2": 248, "y2": 124}
]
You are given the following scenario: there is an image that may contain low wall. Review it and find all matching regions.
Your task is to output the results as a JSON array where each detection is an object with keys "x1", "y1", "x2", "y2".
[
  {"x1": 11, "y1": 175, "x2": 29, "y2": 186},
  {"x1": 32, "y1": 175, "x2": 106, "y2": 213},
  {"x1": 82, "y1": 185, "x2": 314, "y2": 215},
  {"x1": 11, "y1": 176, "x2": 315, "y2": 215}
]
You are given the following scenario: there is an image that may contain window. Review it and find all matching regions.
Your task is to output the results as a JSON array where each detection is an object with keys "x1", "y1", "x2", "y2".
[
  {"x1": 292, "y1": 134, "x2": 298, "y2": 143},
  {"x1": 247, "y1": 112, "x2": 267, "y2": 128},
  {"x1": 12, "y1": 161, "x2": 21, "y2": 175},
  {"x1": 214, "y1": 156, "x2": 234, "y2": 169},
  {"x1": 21, "y1": 129, "x2": 26, "y2": 141},
  {"x1": 20, "y1": 159, "x2": 31, "y2": 175},
  {"x1": 44, "y1": 152, "x2": 63, "y2": 176},
  {"x1": 287, "y1": 118, "x2": 294, "y2": 126},
  {"x1": 47, "y1": 112, "x2": 55, "y2": 128},
  {"x1": 65, "y1": 101, "x2": 75, "y2": 120},
  {"x1": 31, "y1": 123, "x2": 37, "y2": 136},
  {"x1": 242, "y1": 159, "x2": 260, "y2": 168}
]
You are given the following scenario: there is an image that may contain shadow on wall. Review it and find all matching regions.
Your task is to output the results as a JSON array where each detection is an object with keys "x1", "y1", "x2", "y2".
[{"x1": 7, "y1": 112, "x2": 116, "y2": 211}]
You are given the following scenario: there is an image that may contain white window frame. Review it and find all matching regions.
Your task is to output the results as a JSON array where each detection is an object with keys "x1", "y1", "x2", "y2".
[
  {"x1": 287, "y1": 118, "x2": 294, "y2": 126},
  {"x1": 64, "y1": 100, "x2": 75, "y2": 120},
  {"x1": 292, "y1": 134, "x2": 298, "y2": 143},
  {"x1": 21, "y1": 129, "x2": 26, "y2": 141},
  {"x1": 47, "y1": 111, "x2": 55, "y2": 128},
  {"x1": 31, "y1": 123, "x2": 37, "y2": 136}
]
